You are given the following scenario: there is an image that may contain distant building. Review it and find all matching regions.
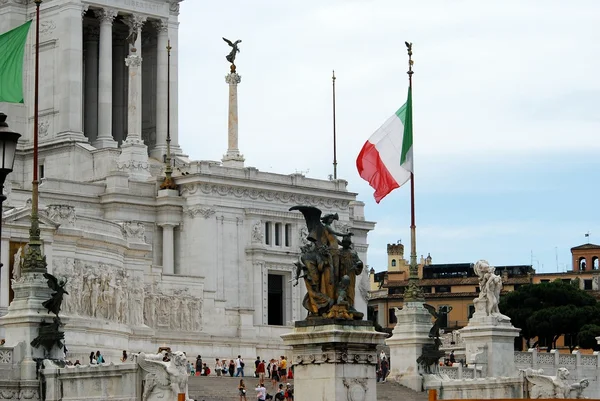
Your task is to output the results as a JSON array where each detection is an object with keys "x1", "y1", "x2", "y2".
[{"x1": 368, "y1": 242, "x2": 600, "y2": 339}]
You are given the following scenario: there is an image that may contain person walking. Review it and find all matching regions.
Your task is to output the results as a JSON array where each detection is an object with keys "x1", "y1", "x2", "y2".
[
  {"x1": 235, "y1": 355, "x2": 245, "y2": 377},
  {"x1": 229, "y1": 359, "x2": 236, "y2": 377},
  {"x1": 238, "y1": 379, "x2": 247, "y2": 401}
]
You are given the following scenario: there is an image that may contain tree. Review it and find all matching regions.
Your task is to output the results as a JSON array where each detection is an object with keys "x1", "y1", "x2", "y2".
[
  {"x1": 577, "y1": 324, "x2": 600, "y2": 351},
  {"x1": 500, "y1": 280, "x2": 599, "y2": 351}
]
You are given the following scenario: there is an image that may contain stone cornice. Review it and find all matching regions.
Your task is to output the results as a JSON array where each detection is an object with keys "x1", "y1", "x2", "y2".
[
  {"x1": 181, "y1": 183, "x2": 351, "y2": 211},
  {"x1": 244, "y1": 208, "x2": 305, "y2": 220}
]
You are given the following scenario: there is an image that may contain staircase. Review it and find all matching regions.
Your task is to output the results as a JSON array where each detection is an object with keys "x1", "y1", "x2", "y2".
[{"x1": 188, "y1": 376, "x2": 428, "y2": 401}]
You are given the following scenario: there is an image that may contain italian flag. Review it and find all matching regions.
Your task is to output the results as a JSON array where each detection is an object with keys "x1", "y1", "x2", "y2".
[{"x1": 356, "y1": 88, "x2": 413, "y2": 203}]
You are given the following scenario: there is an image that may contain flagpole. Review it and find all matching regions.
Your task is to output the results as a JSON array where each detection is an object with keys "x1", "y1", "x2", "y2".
[
  {"x1": 404, "y1": 42, "x2": 423, "y2": 302},
  {"x1": 332, "y1": 70, "x2": 338, "y2": 180},
  {"x1": 160, "y1": 39, "x2": 177, "y2": 190}
]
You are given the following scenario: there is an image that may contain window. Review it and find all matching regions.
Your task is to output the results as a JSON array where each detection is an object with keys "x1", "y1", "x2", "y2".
[
  {"x1": 265, "y1": 222, "x2": 271, "y2": 245},
  {"x1": 584, "y1": 279, "x2": 593, "y2": 290},
  {"x1": 540, "y1": 279, "x2": 550, "y2": 284},
  {"x1": 579, "y1": 257, "x2": 586, "y2": 271},
  {"x1": 468, "y1": 305, "x2": 475, "y2": 319},
  {"x1": 284, "y1": 224, "x2": 291, "y2": 247},
  {"x1": 275, "y1": 223, "x2": 281, "y2": 246},
  {"x1": 435, "y1": 286, "x2": 451, "y2": 293},
  {"x1": 391, "y1": 259, "x2": 397, "y2": 267},
  {"x1": 389, "y1": 308, "x2": 397, "y2": 324},
  {"x1": 268, "y1": 274, "x2": 284, "y2": 325},
  {"x1": 39, "y1": 164, "x2": 45, "y2": 179},
  {"x1": 593, "y1": 257, "x2": 599, "y2": 270}
]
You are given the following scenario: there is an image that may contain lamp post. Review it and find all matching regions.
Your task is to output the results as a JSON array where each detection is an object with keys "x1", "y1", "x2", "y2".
[{"x1": 0, "y1": 113, "x2": 22, "y2": 271}]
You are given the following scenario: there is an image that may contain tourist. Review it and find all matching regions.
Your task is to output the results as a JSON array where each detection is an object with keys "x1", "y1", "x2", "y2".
[
  {"x1": 279, "y1": 356, "x2": 287, "y2": 379},
  {"x1": 235, "y1": 355, "x2": 245, "y2": 377},
  {"x1": 266, "y1": 360, "x2": 272, "y2": 379},
  {"x1": 74, "y1": 360, "x2": 81, "y2": 366},
  {"x1": 195, "y1": 355, "x2": 202, "y2": 376},
  {"x1": 270, "y1": 359, "x2": 280, "y2": 390},
  {"x1": 255, "y1": 382, "x2": 267, "y2": 401},
  {"x1": 257, "y1": 359, "x2": 266, "y2": 384},
  {"x1": 255, "y1": 356, "x2": 261, "y2": 377},
  {"x1": 274, "y1": 383, "x2": 285, "y2": 401},
  {"x1": 229, "y1": 359, "x2": 235, "y2": 377},
  {"x1": 95, "y1": 350, "x2": 104, "y2": 364},
  {"x1": 380, "y1": 358, "x2": 389, "y2": 383},
  {"x1": 89, "y1": 351, "x2": 96, "y2": 365},
  {"x1": 189, "y1": 361, "x2": 195, "y2": 376},
  {"x1": 285, "y1": 383, "x2": 294, "y2": 401},
  {"x1": 215, "y1": 358, "x2": 223, "y2": 377},
  {"x1": 238, "y1": 379, "x2": 247, "y2": 401},
  {"x1": 449, "y1": 350, "x2": 456, "y2": 365},
  {"x1": 121, "y1": 350, "x2": 128, "y2": 362},
  {"x1": 0, "y1": 339, "x2": 5, "y2": 346}
]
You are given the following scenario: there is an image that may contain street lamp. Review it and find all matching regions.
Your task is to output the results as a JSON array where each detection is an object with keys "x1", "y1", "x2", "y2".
[{"x1": 0, "y1": 112, "x2": 22, "y2": 271}]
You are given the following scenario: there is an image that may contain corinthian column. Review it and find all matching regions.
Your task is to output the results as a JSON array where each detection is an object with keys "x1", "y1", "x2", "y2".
[
  {"x1": 222, "y1": 71, "x2": 245, "y2": 168},
  {"x1": 151, "y1": 19, "x2": 169, "y2": 159},
  {"x1": 93, "y1": 8, "x2": 118, "y2": 148}
]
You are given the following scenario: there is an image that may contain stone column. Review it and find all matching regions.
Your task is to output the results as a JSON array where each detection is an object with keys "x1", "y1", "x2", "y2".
[
  {"x1": 221, "y1": 71, "x2": 245, "y2": 168},
  {"x1": 83, "y1": 25, "x2": 99, "y2": 143},
  {"x1": 151, "y1": 19, "x2": 169, "y2": 160},
  {"x1": 116, "y1": 15, "x2": 151, "y2": 181},
  {"x1": 93, "y1": 8, "x2": 118, "y2": 148},
  {"x1": 162, "y1": 224, "x2": 175, "y2": 275},
  {"x1": 0, "y1": 239, "x2": 9, "y2": 310}
]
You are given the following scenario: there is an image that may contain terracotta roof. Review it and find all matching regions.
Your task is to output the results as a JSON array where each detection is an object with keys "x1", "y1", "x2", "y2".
[
  {"x1": 384, "y1": 276, "x2": 530, "y2": 288},
  {"x1": 571, "y1": 243, "x2": 600, "y2": 251}
]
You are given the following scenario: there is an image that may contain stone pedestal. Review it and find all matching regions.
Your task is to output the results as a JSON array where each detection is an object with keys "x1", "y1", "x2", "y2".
[
  {"x1": 0, "y1": 272, "x2": 58, "y2": 381},
  {"x1": 385, "y1": 301, "x2": 432, "y2": 391},
  {"x1": 460, "y1": 314, "x2": 520, "y2": 378},
  {"x1": 281, "y1": 320, "x2": 386, "y2": 401}
]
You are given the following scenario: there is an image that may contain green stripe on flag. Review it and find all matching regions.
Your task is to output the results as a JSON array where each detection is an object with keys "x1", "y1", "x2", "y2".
[
  {"x1": 400, "y1": 87, "x2": 412, "y2": 165},
  {"x1": 0, "y1": 20, "x2": 32, "y2": 104}
]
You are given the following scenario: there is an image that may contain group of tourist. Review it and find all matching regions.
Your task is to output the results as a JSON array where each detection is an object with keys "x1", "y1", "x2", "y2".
[
  {"x1": 189, "y1": 355, "x2": 293, "y2": 382},
  {"x1": 237, "y1": 379, "x2": 294, "y2": 401},
  {"x1": 190, "y1": 355, "x2": 247, "y2": 377}
]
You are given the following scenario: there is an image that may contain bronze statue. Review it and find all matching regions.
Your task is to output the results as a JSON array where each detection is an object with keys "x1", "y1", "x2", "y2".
[
  {"x1": 417, "y1": 304, "x2": 450, "y2": 373},
  {"x1": 290, "y1": 205, "x2": 364, "y2": 320},
  {"x1": 30, "y1": 317, "x2": 65, "y2": 354},
  {"x1": 222, "y1": 37, "x2": 242, "y2": 65},
  {"x1": 42, "y1": 272, "x2": 69, "y2": 317}
]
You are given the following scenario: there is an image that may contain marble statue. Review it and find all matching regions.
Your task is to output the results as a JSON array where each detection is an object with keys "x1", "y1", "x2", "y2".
[
  {"x1": 473, "y1": 260, "x2": 510, "y2": 321},
  {"x1": 222, "y1": 37, "x2": 242, "y2": 65},
  {"x1": 137, "y1": 350, "x2": 190, "y2": 401},
  {"x1": 524, "y1": 368, "x2": 589, "y2": 399},
  {"x1": 12, "y1": 246, "x2": 23, "y2": 280},
  {"x1": 290, "y1": 205, "x2": 364, "y2": 320}
]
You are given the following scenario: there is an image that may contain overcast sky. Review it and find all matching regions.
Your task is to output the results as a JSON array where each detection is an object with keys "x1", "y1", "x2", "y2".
[{"x1": 177, "y1": 0, "x2": 600, "y2": 273}]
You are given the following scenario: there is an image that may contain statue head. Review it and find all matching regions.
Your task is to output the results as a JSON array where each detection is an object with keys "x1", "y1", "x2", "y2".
[
  {"x1": 321, "y1": 213, "x2": 339, "y2": 225},
  {"x1": 341, "y1": 234, "x2": 353, "y2": 249},
  {"x1": 557, "y1": 367, "x2": 570, "y2": 380}
]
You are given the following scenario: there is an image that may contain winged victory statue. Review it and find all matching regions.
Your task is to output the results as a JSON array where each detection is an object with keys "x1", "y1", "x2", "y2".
[{"x1": 137, "y1": 350, "x2": 190, "y2": 401}]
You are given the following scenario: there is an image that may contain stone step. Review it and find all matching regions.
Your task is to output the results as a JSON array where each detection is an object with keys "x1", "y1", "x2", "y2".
[{"x1": 188, "y1": 376, "x2": 428, "y2": 401}]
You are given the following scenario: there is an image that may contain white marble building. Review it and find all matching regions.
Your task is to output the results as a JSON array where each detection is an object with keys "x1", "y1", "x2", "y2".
[{"x1": 0, "y1": 0, "x2": 375, "y2": 361}]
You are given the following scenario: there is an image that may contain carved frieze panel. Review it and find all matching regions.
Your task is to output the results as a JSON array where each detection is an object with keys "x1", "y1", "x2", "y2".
[
  {"x1": 184, "y1": 206, "x2": 216, "y2": 219},
  {"x1": 44, "y1": 205, "x2": 76, "y2": 227},
  {"x1": 120, "y1": 221, "x2": 147, "y2": 243}
]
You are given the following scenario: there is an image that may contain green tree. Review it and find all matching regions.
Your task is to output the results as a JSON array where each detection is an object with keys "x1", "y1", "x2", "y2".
[
  {"x1": 500, "y1": 281, "x2": 598, "y2": 351},
  {"x1": 577, "y1": 324, "x2": 600, "y2": 351}
]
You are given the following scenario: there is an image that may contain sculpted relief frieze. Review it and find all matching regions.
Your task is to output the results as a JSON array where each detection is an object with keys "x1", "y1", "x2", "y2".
[
  {"x1": 181, "y1": 183, "x2": 350, "y2": 210},
  {"x1": 87, "y1": 0, "x2": 170, "y2": 17},
  {"x1": 184, "y1": 206, "x2": 216, "y2": 219},
  {"x1": 44, "y1": 204, "x2": 76, "y2": 227},
  {"x1": 52, "y1": 258, "x2": 203, "y2": 332},
  {"x1": 120, "y1": 221, "x2": 147, "y2": 243}
]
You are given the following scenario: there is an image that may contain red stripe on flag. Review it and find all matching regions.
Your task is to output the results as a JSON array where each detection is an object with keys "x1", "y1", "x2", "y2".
[{"x1": 356, "y1": 141, "x2": 399, "y2": 203}]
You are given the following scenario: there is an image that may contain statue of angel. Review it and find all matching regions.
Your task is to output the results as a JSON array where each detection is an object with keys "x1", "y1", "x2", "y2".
[
  {"x1": 524, "y1": 368, "x2": 584, "y2": 399},
  {"x1": 13, "y1": 246, "x2": 23, "y2": 280},
  {"x1": 137, "y1": 350, "x2": 190, "y2": 401},
  {"x1": 42, "y1": 272, "x2": 69, "y2": 317},
  {"x1": 222, "y1": 37, "x2": 242, "y2": 65}
]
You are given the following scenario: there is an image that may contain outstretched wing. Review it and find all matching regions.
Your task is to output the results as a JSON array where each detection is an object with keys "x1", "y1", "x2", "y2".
[
  {"x1": 222, "y1": 37, "x2": 233, "y2": 46},
  {"x1": 234, "y1": 39, "x2": 242, "y2": 45},
  {"x1": 423, "y1": 303, "x2": 438, "y2": 318},
  {"x1": 137, "y1": 352, "x2": 170, "y2": 386},
  {"x1": 289, "y1": 206, "x2": 322, "y2": 234},
  {"x1": 43, "y1": 273, "x2": 60, "y2": 292}
]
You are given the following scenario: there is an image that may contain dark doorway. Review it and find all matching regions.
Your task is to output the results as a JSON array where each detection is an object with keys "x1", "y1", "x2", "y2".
[{"x1": 268, "y1": 274, "x2": 284, "y2": 325}]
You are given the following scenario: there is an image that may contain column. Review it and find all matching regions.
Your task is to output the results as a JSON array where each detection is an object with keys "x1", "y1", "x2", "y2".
[
  {"x1": 83, "y1": 25, "x2": 99, "y2": 143},
  {"x1": 151, "y1": 19, "x2": 169, "y2": 159},
  {"x1": 123, "y1": 14, "x2": 146, "y2": 141},
  {"x1": 162, "y1": 224, "x2": 175, "y2": 274},
  {"x1": 0, "y1": 239, "x2": 9, "y2": 309},
  {"x1": 93, "y1": 8, "x2": 118, "y2": 148},
  {"x1": 222, "y1": 72, "x2": 245, "y2": 168}
]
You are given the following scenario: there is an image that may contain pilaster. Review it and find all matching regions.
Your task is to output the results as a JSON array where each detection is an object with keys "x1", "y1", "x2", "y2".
[
  {"x1": 83, "y1": 25, "x2": 99, "y2": 143},
  {"x1": 151, "y1": 19, "x2": 169, "y2": 160},
  {"x1": 156, "y1": 189, "x2": 183, "y2": 276}
]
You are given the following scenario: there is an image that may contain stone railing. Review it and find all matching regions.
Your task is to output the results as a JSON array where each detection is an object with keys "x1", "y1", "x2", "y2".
[
  {"x1": 439, "y1": 365, "x2": 482, "y2": 380},
  {"x1": 0, "y1": 342, "x2": 24, "y2": 381}
]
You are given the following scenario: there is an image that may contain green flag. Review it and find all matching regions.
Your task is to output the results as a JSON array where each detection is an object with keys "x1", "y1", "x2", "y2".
[{"x1": 0, "y1": 20, "x2": 32, "y2": 104}]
